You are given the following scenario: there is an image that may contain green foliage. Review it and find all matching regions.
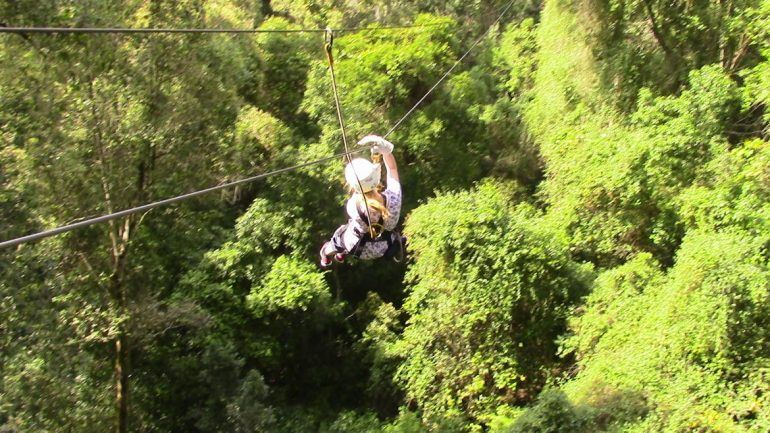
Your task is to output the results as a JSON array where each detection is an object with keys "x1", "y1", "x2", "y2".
[
  {"x1": 0, "y1": 239, "x2": 111, "y2": 432},
  {"x1": 356, "y1": 293, "x2": 405, "y2": 413},
  {"x1": 250, "y1": 17, "x2": 316, "y2": 127},
  {"x1": 268, "y1": 0, "x2": 345, "y2": 28},
  {"x1": 738, "y1": 0, "x2": 770, "y2": 129},
  {"x1": 503, "y1": 390, "x2": 588, "y2": 433},
  {"x1": 267, "y1": 0, "x2": 526, "y2": 31},
  {"x1": 316, "y1": 408, "x2": 468, "y2": 433},
  {"x1": 494, "y1": 18, "x2": 539, "y2": 97},
  {"x1": 247, "y1": 254, "x2": 333, "y2": 319},
  {"x1": 578, "y1": 0, "x2": 767, "y2": 108},
  {"x1": 226, "y1": 370, "x2": 275, "y2": 433},
  {"x1": 393, "y1": 180, "x2": 591, "y2": 421},
  {"x1": 530, "y1": 17, "x2": 742, "y2": 264},
  {"x1": 632, "y1": 66, "x2": 740, "y2": 190},
  {"x1": 301, "y1": 14, "x2": 519, "y2": 203},
  {"x1": 2, "y1": 0, "x2": 770, "y2": 432},
  {"x1": 384, "y1": 410, "x2": 427, "y2": 433},
  {"x1": 508, "y1": 3, "x2": 770, "y2": 431},
  {"x1": 218, "y1": 106, "x2": 297, "y2": 190},
  {"x1": 563, "y1": 231, "x2": 770, "y2": 432},
  {"x1": 322, "y1": 411, "x2": 385, "y2": 433},
  {"x1": 742, "y1": 53, "x2": 770, "y2": 126},
  {"x1": 678, "y1": 140, "x2": 770, "y2": 245},
  {"x1": 132, "y1": 327, "x2": 276, "y2": 433},
  {"x1": 178, "y1": 197, "x2": 362, "y2": 419},
  {"x1": 563, "y1": 253, "x2": 663, "y2": 362},
  {"x1": 482, "y1": 18, "x2": 543, "y2": 187}
]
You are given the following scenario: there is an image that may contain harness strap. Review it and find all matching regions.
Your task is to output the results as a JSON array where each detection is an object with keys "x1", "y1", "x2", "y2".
[
  {"x1": 350, "y1": 229, "x2": 401, "y2": 259},
  {"x1": 350, "y1": 229, "x2": 394, "y2": 257}
]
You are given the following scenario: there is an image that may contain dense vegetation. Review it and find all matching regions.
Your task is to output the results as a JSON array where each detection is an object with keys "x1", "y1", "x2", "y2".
[{"x1": 1, "y1": 0, "x2": 768, "y2": 432}]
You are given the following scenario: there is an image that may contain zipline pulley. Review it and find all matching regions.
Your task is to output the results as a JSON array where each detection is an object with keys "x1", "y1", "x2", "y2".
[{"x1": 324, "y1": 27, "x2": 335, "y2": 65}]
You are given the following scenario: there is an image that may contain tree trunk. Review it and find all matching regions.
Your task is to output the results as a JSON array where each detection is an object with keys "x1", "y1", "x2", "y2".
[
  {"x1": 115, "y1": 333, "x2": 129, "y2": 433},
  {"x1": 110, "y1": 218, "x2": 133, "y2": 433}
]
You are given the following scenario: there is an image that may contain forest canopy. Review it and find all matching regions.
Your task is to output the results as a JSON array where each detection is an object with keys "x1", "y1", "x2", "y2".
[{"x1": 1, "y1": 0, "x2": 769, "y2": 432}]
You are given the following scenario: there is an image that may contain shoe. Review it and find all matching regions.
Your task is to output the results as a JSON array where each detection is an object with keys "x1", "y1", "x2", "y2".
[
  {"x1": 334, "y1": 253, "x2": 346, "y2": 263},
  {"x1": 319, "y1": 244, "x2": 333, "y2": 268}
]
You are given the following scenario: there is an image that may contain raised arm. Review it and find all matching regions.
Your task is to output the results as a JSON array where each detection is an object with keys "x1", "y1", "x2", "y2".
[{"x1": 381, "y1": 151, "x2": 399, "y2": 183}]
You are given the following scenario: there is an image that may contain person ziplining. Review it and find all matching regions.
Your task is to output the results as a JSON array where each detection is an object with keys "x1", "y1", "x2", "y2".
[
  {"x1": 320, "y1": 29, "x2": 407, "y2": 267},
  {"x1": 319, "y1": 135, "x2": 405, "y2": 268}
]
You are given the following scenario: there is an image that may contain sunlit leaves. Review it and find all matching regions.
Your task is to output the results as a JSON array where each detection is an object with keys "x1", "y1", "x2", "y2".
[
  {"x1": 247, "y1": 254, "x2": 332, "y2": 319},
  {"x1": 394, "y1": 180, "x2": 590, "y2": 421}
]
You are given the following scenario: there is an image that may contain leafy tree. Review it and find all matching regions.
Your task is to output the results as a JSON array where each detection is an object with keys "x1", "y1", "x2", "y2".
[
  {"x1": 485, "y1": 18, "x2": 542, "y2": 188},
  {"x1": 563, "y1": 231, "x2": 770, "y2": 432},
  {"x1": 391, "y1": 181, "x2": 591, "y2": 422},
  {"x1": 227, "y1": 370, "x2": 275, "y2": 433},
  {"x1": 1, "y1": 1, "x2": 254, "y2": 431},
  {"x1": 0, "y1": 239, "x2": 113, "y2": 433},
  {"x1": 502, "y1": 390, "x2": 588, "y2": 433},
  {"x1": 267, "y1": 0, "x2": 529, "y2": 30},
  {"x1": 529, "y1": 3, "x2": 743, "y2": 265},
  {"x1": 179, "y1": 198, "x2": 371, "y2": 415},
  {"x1": 579, "y1": 0, "x2": 767, "y2": 108},
  {"x1": 678, "y1": 139, "x2": 770, "y2": 248},
  {"x1": 249, "y1": 17, "x2": 316, "y2": 130}
]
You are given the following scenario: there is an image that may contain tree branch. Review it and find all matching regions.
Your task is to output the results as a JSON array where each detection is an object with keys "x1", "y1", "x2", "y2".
[
  {"x1": 641, "y1": 0, "x2": 676, "y2": 60},
  {"x1": 728, "y1": 34, "x2": 750, "y2": 71},
  {"x1": 89, "y1": 79, "x2": 120, "y2": 258}
]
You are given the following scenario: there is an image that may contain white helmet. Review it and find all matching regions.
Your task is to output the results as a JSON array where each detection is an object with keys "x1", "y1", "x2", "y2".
[{"x1": 345, "y1": 158, "x2": 381, "y2": 193}]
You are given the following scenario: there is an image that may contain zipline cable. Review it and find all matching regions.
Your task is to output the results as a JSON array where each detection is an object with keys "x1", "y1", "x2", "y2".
[
  {"x1": 383, "y1": 0, "x2": 516, "y2": 139},
  {"x1": 0, "y1": 2, "x2": 515, "y2": 249},
  {"x1": 0, "y1": 148, "x2": 368, "y2": 249},
  {"x1": 0, "y1": 24, "x2": 446, "y2": 35}
]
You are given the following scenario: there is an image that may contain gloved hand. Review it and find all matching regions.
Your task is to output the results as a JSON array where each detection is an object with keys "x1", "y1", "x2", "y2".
[{"x1": 358, "y1": 134, "x2": 394, "y2": 155}]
